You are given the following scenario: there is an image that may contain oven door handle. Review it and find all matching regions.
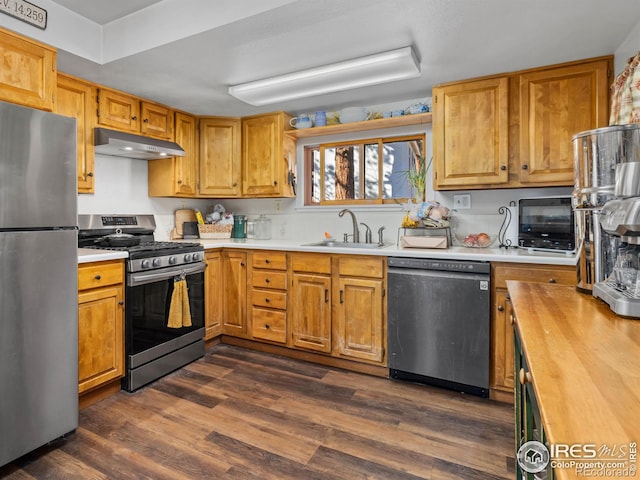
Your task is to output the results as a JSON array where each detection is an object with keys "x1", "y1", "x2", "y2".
[{"x1": 128, "y1": 262, "x2": 206, "y2": 287}]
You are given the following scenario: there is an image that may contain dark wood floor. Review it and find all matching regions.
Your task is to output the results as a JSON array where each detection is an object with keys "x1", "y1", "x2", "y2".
[{"x1": 1, "y1": 345, "x2": 515, "y2": 479}]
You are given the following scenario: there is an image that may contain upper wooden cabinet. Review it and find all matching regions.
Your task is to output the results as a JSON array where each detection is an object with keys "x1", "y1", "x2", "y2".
[
  {"x1": 97, "y1": 87, "x2": 174, "y2": 139},
  {"x1": 56, "y1": 73, "x2": 96, "y2": 194},
  {"x1": 242, "y1": 112, "x2": 295, "y2": 197},
  {"x1": 518, "y1": 59, "x2": 611, "y2": 184},
  {"x1": 148, "y1": 112, "x2": 197, "y2": 197},
  {"x1": 198, "y1": 117, "x2": 242, "y2": 197},
  {"x1": 0, "y1": 27, "x2": 56, "y2": 111},
  {"x1": 433, "y1": 77, "x2": 509, "y2": 188},
  {"x1": 432, "y1": 56, "x2": 612, "y2": 190}
]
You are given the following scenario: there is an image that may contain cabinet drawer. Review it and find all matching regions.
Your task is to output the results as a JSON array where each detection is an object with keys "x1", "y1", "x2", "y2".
[
  {"x1": 493, "y1": 263, "x2": 576, "y2": 289},
  {"x1": 252, "y1": 270, "x2": 287, "y2": 290},
  {"x1": 251, "y1": 307, "x2": 286, "y2": 343},
  {"x1": 251, "y1": 289, "x2": 287, "y2": 310},
  {"x1": 291, "y1": 253, "x2": 331, "y2": 274},
  {"x1": 337, "y1": 256, "x2": 384, "y2": 278},
  {"x1": 252, "y1": 251, "x2": 287, "y2": 270},
  {"x1": 78, "y1": 261, "x2": 124, "y2": 290}
]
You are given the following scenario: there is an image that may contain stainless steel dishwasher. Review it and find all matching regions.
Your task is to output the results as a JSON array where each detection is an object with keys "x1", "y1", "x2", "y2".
[{"x1": 387, "y1": 257, "x2": 490, "y2": 397}]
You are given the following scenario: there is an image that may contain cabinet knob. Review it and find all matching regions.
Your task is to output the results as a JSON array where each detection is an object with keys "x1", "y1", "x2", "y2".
[
  {"x1": 265, "y1": 298, "x2": 270, "y2": 303},
  {"x1": 265, "y1": 259, "x2": 271, "y2": 264},
  {"x1": 519, "y1": 368, "x2": 532, "y2": 385},
  {"x1": 118, "y1": 301, "x2": 124, "y2": 306},
  {"x1": 497, "y1": 305, "x2": 504, "y2": 312},
  {"x1": 265, "y1": 323, "x2": 270, "y2": 329},
  {"x1": 177, "y1": 180, "x2": 182, "y2": 184},
  {"x1": 143, "y1": 118, "x2": 149, "y2": 123},
  {"x1": 325, "y1": 288, "x2": 329, "y2": 303},
  {"x1": 549, "y1": 278, "x2": 556, "y2": 284},
  {"x1": 87, "y1": 172, "x2": 94, "y2": 177},
  {"x1": 265, "y1": 278, "x2": 270, "y2": 283},
  {"x1": 273, "y1": 180, "x2": 278, "y2": 186},
  {"x1": 131, "y1": 115, "x2": 138, "y2": 121},
  {"x1": 522, "y1": 164, "x2": 529, "y2": 170},
  {"x1": 500, "y1": 165, "x2": 507, "y2": 171},
  {"x1": 240, "y1": 262, "x2": 245, "y2": 267},
  {"x1": 232, "y1": 182, "x2": 238, "y2": 187},
  {"x1": 94, "y1": 274, "x2": 101, "y2": 280}
]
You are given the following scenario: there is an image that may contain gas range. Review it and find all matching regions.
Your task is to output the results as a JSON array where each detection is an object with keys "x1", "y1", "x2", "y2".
[{"x1": 78, "y1": 214, "x2": 205, "y2": 272}]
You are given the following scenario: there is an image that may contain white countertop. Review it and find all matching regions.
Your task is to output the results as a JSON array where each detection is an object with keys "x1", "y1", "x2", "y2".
[
  {"x1": 77, "y1": 240, "x2": 577, "y2": 266},
  {"x1": 77, "y1": 248, "x2": 128, "y2": 264}
]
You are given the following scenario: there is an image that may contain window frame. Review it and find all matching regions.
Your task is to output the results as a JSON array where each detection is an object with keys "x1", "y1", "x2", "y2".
[{"x1": 303, "y1": 133, "x2": 426, "y2": 207}]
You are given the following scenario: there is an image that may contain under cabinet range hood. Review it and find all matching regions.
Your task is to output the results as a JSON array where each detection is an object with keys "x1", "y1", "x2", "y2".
[{"x1": 94, "y1": 127, "x2": 185, "y2": 160}]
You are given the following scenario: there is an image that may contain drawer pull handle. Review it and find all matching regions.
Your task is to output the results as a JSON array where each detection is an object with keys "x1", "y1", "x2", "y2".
[
  {"x1": 265, "y1": 323, "x2": 270, "y2": 329},
  {"x1": 497, "y1": 305, "x2": 504, "y2": 312},
  {"x1": 549, "y1": 278, "x2": 556, "y2": 283},
  {"x1": 519, "y1": 368, "x2": 532, "y2": 385},
  {"x1": 94, "y1": 274, "x2": 101, "y2": 280},
  {"x1": 265, "y1": 298, "x2": 270, "y2": 303},
  {"x1": 265, "y1": 259, "x2": 271, "y2": 264},
  {"x1": 265, "y1": 278, "x2": 270, "y2": 283},
  {"x1": 339, "y1": 290, "x2": 344, "y2": 304},
  {"x1": 325, "y1": 289, "x2": 329, "y2": 303}
]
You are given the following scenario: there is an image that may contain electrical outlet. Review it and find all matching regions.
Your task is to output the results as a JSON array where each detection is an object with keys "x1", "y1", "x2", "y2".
[
  {"x1": 274, "y1": 199, "x2": 281, "y2": 212},
  {"x1": 453, "y1": 194, "x2": 471, "y2": 209}
]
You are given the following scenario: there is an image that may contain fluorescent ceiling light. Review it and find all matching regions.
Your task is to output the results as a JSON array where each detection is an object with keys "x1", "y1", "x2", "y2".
[{"x1": 228, "y1": 46, "x2": 420, "y2": 106}]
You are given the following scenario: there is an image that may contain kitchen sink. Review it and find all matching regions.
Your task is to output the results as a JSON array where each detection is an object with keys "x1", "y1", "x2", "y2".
[{"x1": 302, "y1": 241, "x2": 392, "y2": 249}]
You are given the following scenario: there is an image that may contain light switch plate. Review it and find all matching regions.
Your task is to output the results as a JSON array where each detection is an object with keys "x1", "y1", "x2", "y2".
[{"x1": 453, "y1": 194, "x2": 471, "y2": 209}]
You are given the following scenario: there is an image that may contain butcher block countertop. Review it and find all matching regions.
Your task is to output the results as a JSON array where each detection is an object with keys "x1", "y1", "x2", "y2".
[{"x1": 508, "y1": 281, "x2": 640, "y2": 479}]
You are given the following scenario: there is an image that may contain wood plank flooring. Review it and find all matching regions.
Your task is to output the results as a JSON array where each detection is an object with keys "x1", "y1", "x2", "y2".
[{"x1": 1, "y1": 345, "x2": 515, "y2": 479}]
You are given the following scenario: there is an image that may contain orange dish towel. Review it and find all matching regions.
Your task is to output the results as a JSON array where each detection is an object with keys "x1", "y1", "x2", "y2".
[{"x1": 167, "y1": 278, "x2": 192, "y2": 328}]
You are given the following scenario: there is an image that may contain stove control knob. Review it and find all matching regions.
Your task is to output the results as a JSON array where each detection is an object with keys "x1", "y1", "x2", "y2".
[
  {"x1": 141, "y1": 260, "x2": 151, "y2": 269},
  {"x1": 168, "y1": 256, "x2": 177, "y2": 265},
  {"x1": 183, "y1": 253, "x2": 192, "y2": 262},
  {"x1": 152, "y1": 258, "x2": 161, "y2": 267},
  {"x1": 192, "y1": 252, "x2": 201, "y2": 262}
]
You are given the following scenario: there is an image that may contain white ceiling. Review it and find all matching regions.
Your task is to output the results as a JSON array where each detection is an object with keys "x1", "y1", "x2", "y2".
[{"x1": 37, "y1": 1, "x2": 640, "y2": 116}]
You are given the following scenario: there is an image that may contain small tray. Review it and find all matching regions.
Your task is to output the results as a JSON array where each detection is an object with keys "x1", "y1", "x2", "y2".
[{"x1": 399, "y1": 236, "x2": 447, "y2": 249}]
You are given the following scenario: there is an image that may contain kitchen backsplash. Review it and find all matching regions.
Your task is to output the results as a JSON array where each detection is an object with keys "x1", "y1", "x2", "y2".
[{"x1": 79, "y1": 146, "x2": 571, "y2": 243}]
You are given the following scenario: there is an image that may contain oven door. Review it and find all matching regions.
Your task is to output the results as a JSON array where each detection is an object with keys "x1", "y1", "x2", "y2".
[{"x1": 125, "y1": 262, "x2": 205, "y2": 369}]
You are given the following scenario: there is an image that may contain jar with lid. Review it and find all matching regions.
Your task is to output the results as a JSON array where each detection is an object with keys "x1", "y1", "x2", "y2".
[{"x1": 254, "y1": 214, "x2": 272, "y2": 240}]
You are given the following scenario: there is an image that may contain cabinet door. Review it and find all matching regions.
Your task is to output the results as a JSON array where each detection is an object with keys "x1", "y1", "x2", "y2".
[
  {"x1": 148, "y1": 112, "x2": 197, "y2": 196},
  {"x1": 333, "y1": 277, "x2": 384, "y2": 363},
  {"x1": 491, "y1": 289, "x2": 515, "y2": 392},
  {"x1": 97, "y1": 88, "x2": 140, "y2": 132},
  {"x1": 290, "y1": 273, "x2": 332, "y2": 352},
  {"x1": 141, "y1": 101, "x2": 174, "y2": 140},
  {"x1": 56, "y1": 73, "x2": 96, "y2": 194},
  {"x1": 205, "y1": 251, "x2": 223, "y2": 340},
  {"x1": 0, "y1": 27, "x2": 56, "y2": 111},
  {"x1": 78, "y1": 285, "x2": 124, "y2": 393},
  {"x1": 242, "y1": 113, "x2": 288, "y2": 197},
  {"x1": 433, "y1": 77, "x2": 509, "y2": 189},
  {"x1": 518, "y1": 59, "x2": 610, "y2": 184},
  {"x1": 222, "y1": 251, "x2": 247, "y2": 335},
  {"x1": 199, "y1": 117, "x2": 241, "y2": 197}
]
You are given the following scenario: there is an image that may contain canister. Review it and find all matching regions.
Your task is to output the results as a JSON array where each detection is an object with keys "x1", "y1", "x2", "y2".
[
  {"x1": 232, "y1": 215, "x2": 247, "y2": 238},
  {"x1": 254, "y1": 214, "x2": 271, "y2": 240}
]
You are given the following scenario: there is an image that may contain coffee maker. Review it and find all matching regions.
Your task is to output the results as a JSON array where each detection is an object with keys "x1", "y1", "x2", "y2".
[
  {"x1": 572, "y1": 124, "x2": 640, "y2": 292},
  {"x1": 592, "y1": 161, "x2": 640, "y2": 317}
]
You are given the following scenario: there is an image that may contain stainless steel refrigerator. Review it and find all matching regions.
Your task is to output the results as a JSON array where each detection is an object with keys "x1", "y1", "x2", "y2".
[{"x1": 0, "y1": 101, "x2": 78, "y2": 466}]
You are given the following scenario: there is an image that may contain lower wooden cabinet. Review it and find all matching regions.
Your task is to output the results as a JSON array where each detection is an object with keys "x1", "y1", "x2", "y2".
[
  {"x1": 249, "y1": 251, "x2": 288, "y2": 344},
  {"x1": 490, "y1": 262, "x2": 576, "y2": 400},
  {"x1": 205, "y1": 251, "x2": 223, "y2": 340},
  {"x1": 333, "y1": 256, "x2": 385, "y2": 363},
  {"x1": 222, "y1": 250, "x2": 248, "y2": 336},
  {"x1": 77, "y1": 260, "x2": 125, "y2": 394}
]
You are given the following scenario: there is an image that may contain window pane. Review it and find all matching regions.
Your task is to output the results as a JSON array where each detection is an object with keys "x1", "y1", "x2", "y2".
[
  {"x1": 324, "y1": 145, "x2": 361, "y2": 200},
  {"x1": 364, "y1": 143, "x2": 379, "y2": 199},
  {"x1": 311, "y1": 148, "x2": 320, "y2": 203},
  {"x1": 383, "y1": 139, "x2": 424, "y2": 199}
]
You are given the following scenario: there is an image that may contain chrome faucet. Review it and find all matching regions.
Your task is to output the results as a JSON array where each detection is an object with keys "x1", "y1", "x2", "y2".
[
  {"x1": 360, "y1": 223, "x2": 372, "y2": 243},
  {"x1": 338, "y1": 208, "x2": 360, "y2": 243}
]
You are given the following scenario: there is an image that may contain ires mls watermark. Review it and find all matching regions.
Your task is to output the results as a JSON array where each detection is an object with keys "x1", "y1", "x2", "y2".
[{"x1": 517, "y1": 441, "x2": 637, "y2": 477}]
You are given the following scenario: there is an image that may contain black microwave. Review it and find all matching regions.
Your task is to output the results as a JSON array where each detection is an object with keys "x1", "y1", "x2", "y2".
[{"x1": 518, "y1": 197, "x2": 575, "y2": 252}]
